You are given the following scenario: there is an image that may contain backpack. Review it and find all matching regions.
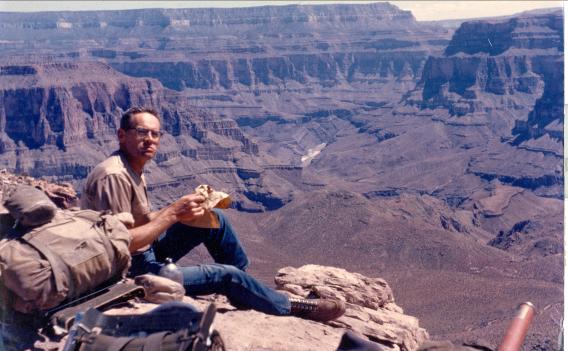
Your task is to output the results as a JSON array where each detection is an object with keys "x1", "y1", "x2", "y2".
[
  {"x1": 68, "y1": 302, "x2": 225, "y2": 351},
  {"x1": 0, "y1": 187, "x2": 131, "y2": 313},
  {"x1": 3, "y1": 185, "x2": 58, "y2": 227}
]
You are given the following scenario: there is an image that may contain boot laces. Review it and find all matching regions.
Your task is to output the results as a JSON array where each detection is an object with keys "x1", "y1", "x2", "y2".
[{"x1": 291, "y1": 298, "x2": 319, "y2": 311}]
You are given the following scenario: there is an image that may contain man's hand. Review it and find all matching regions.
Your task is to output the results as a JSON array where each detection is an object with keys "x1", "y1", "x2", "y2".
[
  {"x1": 128, "y1": 193, "x2": 205, "y2": 253},
  {"x1": 172, "y1": 193, "x2": 206, "y2": 222}
]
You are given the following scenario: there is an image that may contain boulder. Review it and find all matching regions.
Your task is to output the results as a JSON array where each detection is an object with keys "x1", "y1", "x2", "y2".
[{"x1": 275, "y1": 265, "x2": 429, "y2": 351}]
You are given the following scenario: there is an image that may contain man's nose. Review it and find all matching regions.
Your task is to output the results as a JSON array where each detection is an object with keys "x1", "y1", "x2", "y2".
[
  {"x1": 142, "y1": 132, "x2": 158, "y2": 140},
  {"x1": 142, "y1": 135, "x2": 158, "y2": 144}
]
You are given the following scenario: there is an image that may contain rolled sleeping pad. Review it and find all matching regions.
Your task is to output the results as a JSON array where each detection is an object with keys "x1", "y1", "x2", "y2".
[{"x1": 498, "y1": 302, "x2": 536, "y2": 351}]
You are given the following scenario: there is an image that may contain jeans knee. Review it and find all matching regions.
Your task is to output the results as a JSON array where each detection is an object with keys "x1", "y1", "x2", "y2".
[
  {"x1": 219, "y1": 264, "x2": 245, "y2": 281},
  {"x1": 210, "y1": 264, "x2": 250, "y2": 291},
  {"x1": 212, "y1": 209, "x2": 226, "y2": 225},
  {"x1": 240, "y1": 256, "x2": 250, "y2": 272}
]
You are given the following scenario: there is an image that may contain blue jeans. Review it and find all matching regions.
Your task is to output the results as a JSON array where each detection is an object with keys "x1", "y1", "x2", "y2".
[
  {"x1": 0, "y1": 307, "x2": 43, "y2": 351},
  {"x1": 128, "y1": 210, "x2": 291, "y2": 316}
]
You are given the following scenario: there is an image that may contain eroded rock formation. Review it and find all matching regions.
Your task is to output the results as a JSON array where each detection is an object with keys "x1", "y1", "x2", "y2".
[{"x1": 275, "y1": 265, "x2": 429, "y2": 350}]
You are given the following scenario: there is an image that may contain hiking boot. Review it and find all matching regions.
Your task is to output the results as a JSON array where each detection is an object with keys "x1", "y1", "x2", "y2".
[{"x1": 289, "y1": 298, "x2": 346, "y2": 321}]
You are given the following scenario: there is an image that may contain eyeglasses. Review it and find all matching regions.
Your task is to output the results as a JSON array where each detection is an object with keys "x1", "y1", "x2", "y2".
[{"x1": 127, "y1": 127, "x2": 164, "y2": 139}]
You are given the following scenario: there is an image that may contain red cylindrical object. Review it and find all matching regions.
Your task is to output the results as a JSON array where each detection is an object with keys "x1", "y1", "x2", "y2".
[{"x1": 498, "y1": 302, "x2": 536, "y2": 351}]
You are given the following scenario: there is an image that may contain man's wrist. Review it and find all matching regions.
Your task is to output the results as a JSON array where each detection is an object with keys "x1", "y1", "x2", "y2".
[{"x1": 163, "y1": 205, "x2": 180, "y2": 225}]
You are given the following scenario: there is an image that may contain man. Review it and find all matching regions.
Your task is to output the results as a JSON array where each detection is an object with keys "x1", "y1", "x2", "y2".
[{"x1": 81, "y1": 106, "x2": 345, "y2": 321}]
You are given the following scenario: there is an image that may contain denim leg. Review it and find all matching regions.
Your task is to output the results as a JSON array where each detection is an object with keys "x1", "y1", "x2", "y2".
[
  {"x1": 127, "y1": 249, "x2": 289, "y2": 316},
  {"x1": 181, "y1": 263, "x2": 291, "y2": 316},
  {"x1": 1, "y1": 322, "x2": 37, "y2": 351},
  {"x1": 0, "y1": 308, "x2": 43, "y2": 351},
  {"x1": 153, "y1": 209, "x2": 249, "y2": 271},
  {"x1": 128, "y1": 247, "x2": 163, "y2": 277}
]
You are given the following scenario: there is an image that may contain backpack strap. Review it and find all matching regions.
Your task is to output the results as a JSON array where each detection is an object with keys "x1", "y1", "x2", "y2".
[
  {"x1": 19, "y1": 231, "x2": 73, "y2": 296},
  {"x1": 192, "y1": 304, "x2": 217, "y2": 351},
  {"x1": 17, "y1": 212, "x2": 77, "y2": 297},
  {"x1": 19, "y1": 211, "x2": 120, "y2": 299},
  {"x1": 107, "y1": 336, "x2": 135, "y2": 351},
  {"x1": 144, "y1": 331, "x2": 170, "y2": 351}
]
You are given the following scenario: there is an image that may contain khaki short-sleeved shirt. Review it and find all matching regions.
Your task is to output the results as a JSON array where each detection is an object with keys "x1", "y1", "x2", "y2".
[{"x1": 81, "y1": 150, "x2": 151, "y2": 227}]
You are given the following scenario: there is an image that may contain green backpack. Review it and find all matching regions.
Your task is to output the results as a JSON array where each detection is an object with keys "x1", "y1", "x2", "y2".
[{"x1": 0, "y1": 186, "x2": 131, "y2": 313}]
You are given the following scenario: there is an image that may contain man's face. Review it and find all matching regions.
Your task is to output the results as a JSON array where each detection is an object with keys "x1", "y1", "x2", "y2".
[{"x1": 118, "y1": 112, "x2": 161, "y2": 164}]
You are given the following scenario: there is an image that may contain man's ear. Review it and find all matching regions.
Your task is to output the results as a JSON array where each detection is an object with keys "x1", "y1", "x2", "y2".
[{"x1": 118, "y1": 128, "x2": 126, "y2": 143}]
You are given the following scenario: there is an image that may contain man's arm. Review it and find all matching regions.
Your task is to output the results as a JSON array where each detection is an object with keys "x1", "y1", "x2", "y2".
[
  {"x1": 127, "y1": 194, "x2": 205, "y2": 252},
  {"x1": 145, "y1": 209, "x2": 164, "y2": 222},
  {"x1": 83, "y1": 173, "x2": 206, "y2": 252},
  {"x1": 142, "y1": 205, "x2": 179, "y2": 225}
]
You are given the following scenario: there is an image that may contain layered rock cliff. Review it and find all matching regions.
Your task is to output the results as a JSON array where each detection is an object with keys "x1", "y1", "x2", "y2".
[
  {"x1": 0, "y1": 3, "x2": 420, "y2": 41},
  {"x1": 409, "y1": 10, "x2": 563, "y2": 120},
  {"x1": 0, "y1": 3, "x2": 449, "y2": 92},
  {"x1": 400, "y1": 9, "x2": 563, "y2": 199},
  {"x1": 0, "y1": 60, "x2": 293, "y2": 210},
  {"x1": 0, "y1": 3, "x2": 457, "y2": 210}
]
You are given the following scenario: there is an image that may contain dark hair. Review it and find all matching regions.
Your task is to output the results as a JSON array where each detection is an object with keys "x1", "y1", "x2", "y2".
[{"x1": 120, "y1": 107, "x2": 160, "y2": 130}]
